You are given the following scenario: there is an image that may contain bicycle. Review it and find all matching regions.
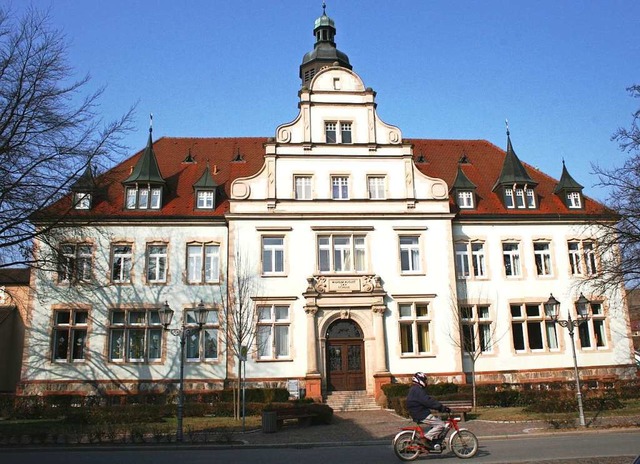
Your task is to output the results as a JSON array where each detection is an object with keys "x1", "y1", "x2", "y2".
[{"x1": 392, "y1": 412, "x2": 479, "y2": 460}]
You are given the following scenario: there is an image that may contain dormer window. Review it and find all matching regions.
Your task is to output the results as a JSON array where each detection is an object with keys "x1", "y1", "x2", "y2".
[
  {"x1": 505, "y1": 186, "x2": 536, "y2": 209},
  {"x1": 125, "y1": 186, "x2": 162, "y2": 210},
  {"x1": 456, "y1": 191, "x2": 474, "y2": 209},
  {"x1": 74, "y1": 192, "x2": 92, "y2": 210},
  {"x1": 325, "y1": 121, "x2": 352, "y2": 144},
  {"x1": 196, "y1": 190, "x2": 215, "y2": 209},
  {"x1": 567, "y1": 191, "x2": 582, "y2": 209}
]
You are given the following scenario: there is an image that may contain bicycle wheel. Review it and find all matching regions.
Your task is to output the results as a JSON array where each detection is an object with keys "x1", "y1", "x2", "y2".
[
  {"x1": 393, "y1": 431, "x2": 422, "y2": 461},
  {"x1": 449, "y1": 429, "x2": 479, "y2": 459}
]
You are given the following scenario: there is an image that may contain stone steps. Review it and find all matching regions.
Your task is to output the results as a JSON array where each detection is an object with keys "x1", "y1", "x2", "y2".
[{"x1": 325, "y1": 390, "x2": 380, "y2": 412}]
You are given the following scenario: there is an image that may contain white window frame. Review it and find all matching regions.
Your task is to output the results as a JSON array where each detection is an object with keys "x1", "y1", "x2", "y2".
[
  {"x1": 568, "y1": 240, "x2": 598, "y2": 276},
  {"x1": 294, "y1": 175, "x2": 313, "y2": 200},
  {"x1": 317, "y1": 234, "x2": 366, "y2": 273},
  {"x1": 567, "y1": 191, "x2": 582, "y2": 209},
  {"x1": 399, "y1": 235, "x2": 421, "y2": 273},
  {"x1": 578, "y1": 302, "x2": 607, "y2": 349},
  {"x1": 146, "y1": 244, "x2": 168, "y2": 283},
  {"x1": 325, "y1": 121, "x2": 353, "y2": 144},
  {"x1": 367, "y1": 176, "x2": 386, "y2": 200},
  {"x1": 331, "y1": 176, "x2": 349, "y2": 200},
  {"x1": 52, "y1": 309, "x2": 88, "y2": 362},
  {"x1": 58, "y1": 243, "x2": 93, "y2": 283},
  {"x1": 510, "y1": 302, "x2": 559, "y2": 353},
  {"x1": 73, "y1": 192, "x2": 91, "y2": 210},
  {"x1": 111, "y1": 243, "x2": 133, "y2": 283},
  {"x1": 187, "y1": 243, "x2": 220, "y2": 283},
  {"x1": 108, "y1": 309, "x2": 163, "y2": 362},
  {"x1": 505, "y1": 187, "x2": 536, "y2": 209},
  {"x1": 262, "y1": 235, "x2": 285, "y2": 275},
  {"x1": 533, "y1": 241, "x2": 553, "y2": 276},
  {"x1": 256, "y1": 304, "x2": 290, "y2": 360},
  {"x1": 460, "y1": 304, "x2": 493, "y2": 354},
  {"x1": 398, "y1": 302, "x2": 431, "y2": 356},
  {"x1": 196, "y1": 190, "x2": 215, "y2": 209},
  {"x1": 457, "y1": 190, "x2": 474, "y2": 209},
  {"x1": 455, "y1": 240, "x2": 486, "y2": 279},
  {"x1": 502, "y1": 242, "x2": 521, "y2": 277},
  {"x1": 125, "y1": 186, "x2": 162, "y2": 210},
  {"x1": 185, "y1": 308, "x2": 219, "y2": 361}
]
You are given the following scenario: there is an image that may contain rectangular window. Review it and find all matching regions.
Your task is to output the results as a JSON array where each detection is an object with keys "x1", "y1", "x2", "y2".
[
  {"x1": 534, "y1": 241, "x2": 552, "y2": 276},
  {"x1": 460, "y1": 305, "x2": 493, "y2": 354},
  {"x1": 331, "y1": 176, "x2": 349, "y2": 199},
  {"x1": 325, "y1": 122, "x2": 337, "y2": 143},
  {"x1": 367, "y1": 176, "x2": 386, "y2": 199},
  {"x1": 568, "y1": 240, "x2": 598, "y2": 276},
  {"x1": 526, "y1": 189, "x2": 536, "y2": 208},
  {"x1": 52, "y1": 309, "x2": 88, "y2": 362},
  {"x1": 341, "y1": 122, "x2": 352, "y2": 143},
  {"x1": 325, "y1": 121, "x2": 352, "y2": 144},
  {"x1": 111, "y1": 244, "x2": 132, "y2": 283},
  {"x1": 197, "y1": 190, "x2": 214, "y2": 209},
  {"x1": 502, "y1": 242, "x2": 521, "y2": 277},
  {"x1": 139, "y1": 188, "x2": 149, "y2": 209},
  {"x1": 257, "y1": 305, "x2": 290, "y2": 359},
  {"x1": 187, "y1": 243, "x2": 220, "y2": 283},
  {"x1": 58, "y1": 243, "x2": 93, "y2": 283},
  {"x1": 567, "y1": 192, "x2": 582, "y2": 208},
  {"x1": 455, "y1": 243, "x2": 470, "y2": 279},
  {"x1": 510, "y1": 302, "x2": 558, "y2": 353},
  {"x1": 150, "y1": 188, "x2": 162, "y2": 209},
  {"x1": 108, "y1": 309, "x2": 163, "y2": 362},
  {"x1": 294, "y1": 176, "x2": 312, "y2": 200},
  {"x1": 317, "y1": 234, "x2": 366, "y2": 273},
  {"x1": 471, "y1": 242, "x2": 486, "y2": 277},
  {"x1": 505, "y1": 188, "x2": 515, "y2": 208},
  {"x1": 457, "y1": 191, "x2": 474, "y2": 209},
  {"x1": 399, "y1": 302, "x2": 431, "y2": 355},
  {"x1": 399, "y1": 236, "x2": 421, "y2": 273},
  {"x1": 262, "y1": 236, "x2": 285, "y2": 274},
  {"x1": 186, "y1": 309, "x2": 219, "y2": 361},
  {"x1": 578, "y1": 302, "x2": 607, "y2": 349},
  {"x1": 74, "y1": 192, "x2": 91, "y2": 210},
  {"x1": 126, "y1": 188, "x2": 137, "y2": 209},
  {"x1": 515, "y1": 189, "x2": 525, "y2": 208},
  {"x1": 146, "y1": 244, "x2": 167, "y2": 283}
]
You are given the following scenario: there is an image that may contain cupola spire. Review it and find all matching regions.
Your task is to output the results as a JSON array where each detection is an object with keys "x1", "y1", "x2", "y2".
[{"x1": 300, "y1": 3, "x2": 352, "y2": 85}]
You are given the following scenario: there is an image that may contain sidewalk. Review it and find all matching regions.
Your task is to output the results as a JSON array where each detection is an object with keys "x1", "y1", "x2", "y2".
[{"x1": 240, "y1": 409, "x2": 640, "y2": 447}]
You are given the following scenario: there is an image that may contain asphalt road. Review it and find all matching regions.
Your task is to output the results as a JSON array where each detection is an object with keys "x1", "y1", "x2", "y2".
[{"x1": 1, "y1": 430, "x2": 639, "y2": 464}]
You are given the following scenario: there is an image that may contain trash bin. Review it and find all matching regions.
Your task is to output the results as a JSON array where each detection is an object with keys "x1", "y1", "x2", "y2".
[{"x1": 262, "y1": 410, "x2": 277, "y2": 433}]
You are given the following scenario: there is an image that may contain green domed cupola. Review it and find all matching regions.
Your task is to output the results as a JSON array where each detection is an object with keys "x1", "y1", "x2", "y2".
[{"x1": 300, "y1": 2, "x2": 352, "y2": 85}]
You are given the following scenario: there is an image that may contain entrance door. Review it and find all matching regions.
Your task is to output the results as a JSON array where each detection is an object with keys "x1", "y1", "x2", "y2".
[{"x1": 326, "y1": 319, "x2": 365, "y2": 391}]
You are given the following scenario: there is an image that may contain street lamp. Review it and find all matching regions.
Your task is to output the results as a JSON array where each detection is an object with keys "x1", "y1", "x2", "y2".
[
  {"x1": 159, "y1": 300, "x2": 208, "y2": 442},
  {"x1": 544, "y1": 293, "x2": 591, "y2": 427}
]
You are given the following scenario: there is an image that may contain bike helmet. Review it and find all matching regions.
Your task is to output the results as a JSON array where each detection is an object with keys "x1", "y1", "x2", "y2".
[{"x1": 412, "y1": 372, "x2": 428, "y2": 388}]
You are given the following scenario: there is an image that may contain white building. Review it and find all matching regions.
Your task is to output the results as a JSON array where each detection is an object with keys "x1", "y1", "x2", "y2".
[{"x1": 21, "y1": 9, "x2": 636, "y2": 404}]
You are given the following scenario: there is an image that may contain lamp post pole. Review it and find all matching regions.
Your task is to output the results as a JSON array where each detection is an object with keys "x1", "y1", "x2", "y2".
[
  {"x1": 160, "y1": 300, "x2": 208, "y2": 442},
  {"x1": 545, "y1": 293, "x2": 591, "y2": 428}
]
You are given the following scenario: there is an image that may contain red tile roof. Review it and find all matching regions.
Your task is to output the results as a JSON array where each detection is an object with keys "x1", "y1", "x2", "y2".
[{"x1": 45, "y1": 136, "x2": 612, "y2": 220}]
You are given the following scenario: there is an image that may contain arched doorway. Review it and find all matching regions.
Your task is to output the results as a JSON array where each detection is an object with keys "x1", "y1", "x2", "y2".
[{"x1": 326, "y1": 319, "x2": 365, "y2": 391}]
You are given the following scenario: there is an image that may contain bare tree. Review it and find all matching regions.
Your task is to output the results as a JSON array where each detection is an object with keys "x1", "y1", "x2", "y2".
[
  {"x1": 0, "y1": 6, "x2": 134, "y2": 269},
  {"x1": 216, "y1": 248, "x2": 261, "y2": 421},
  {"x1": 590, "y1": 85, "x2": 640, "y2": 294},
  {"x1": 447, "y1": 289, "x2": 508, "y2": 409}
]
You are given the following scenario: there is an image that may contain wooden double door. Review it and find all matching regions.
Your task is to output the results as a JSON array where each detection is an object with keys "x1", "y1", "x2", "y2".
[{"x1": 326, "y1": 319, "x2": 365, "y2": 391}]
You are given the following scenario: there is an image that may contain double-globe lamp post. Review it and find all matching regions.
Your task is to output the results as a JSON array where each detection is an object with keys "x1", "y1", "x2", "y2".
[
  {"x1": 159, "y1": 300, "x2": 208, "y2": 442},
  {"x1": 544, "y1": 293, "x2": 591, "y2": 427}
]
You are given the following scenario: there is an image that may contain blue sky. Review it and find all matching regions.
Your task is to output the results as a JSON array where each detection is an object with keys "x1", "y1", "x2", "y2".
[{"x1": 9, "y1": 0, "x2": 640, "y2": 201}]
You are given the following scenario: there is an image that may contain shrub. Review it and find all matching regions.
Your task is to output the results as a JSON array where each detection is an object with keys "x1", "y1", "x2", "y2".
[{"x1": 381, "y1": 383, "x2": 409, "y2": 399}]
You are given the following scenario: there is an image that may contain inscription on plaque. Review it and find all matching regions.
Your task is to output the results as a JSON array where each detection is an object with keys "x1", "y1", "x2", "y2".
[{"x1": 329, "y1": 278, "x2": 360, "y2": 292}]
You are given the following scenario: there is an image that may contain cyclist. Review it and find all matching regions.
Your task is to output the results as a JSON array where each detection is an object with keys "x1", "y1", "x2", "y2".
[{"x1": 406, "y1": 372, "x2": 451, "y2": 447}]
